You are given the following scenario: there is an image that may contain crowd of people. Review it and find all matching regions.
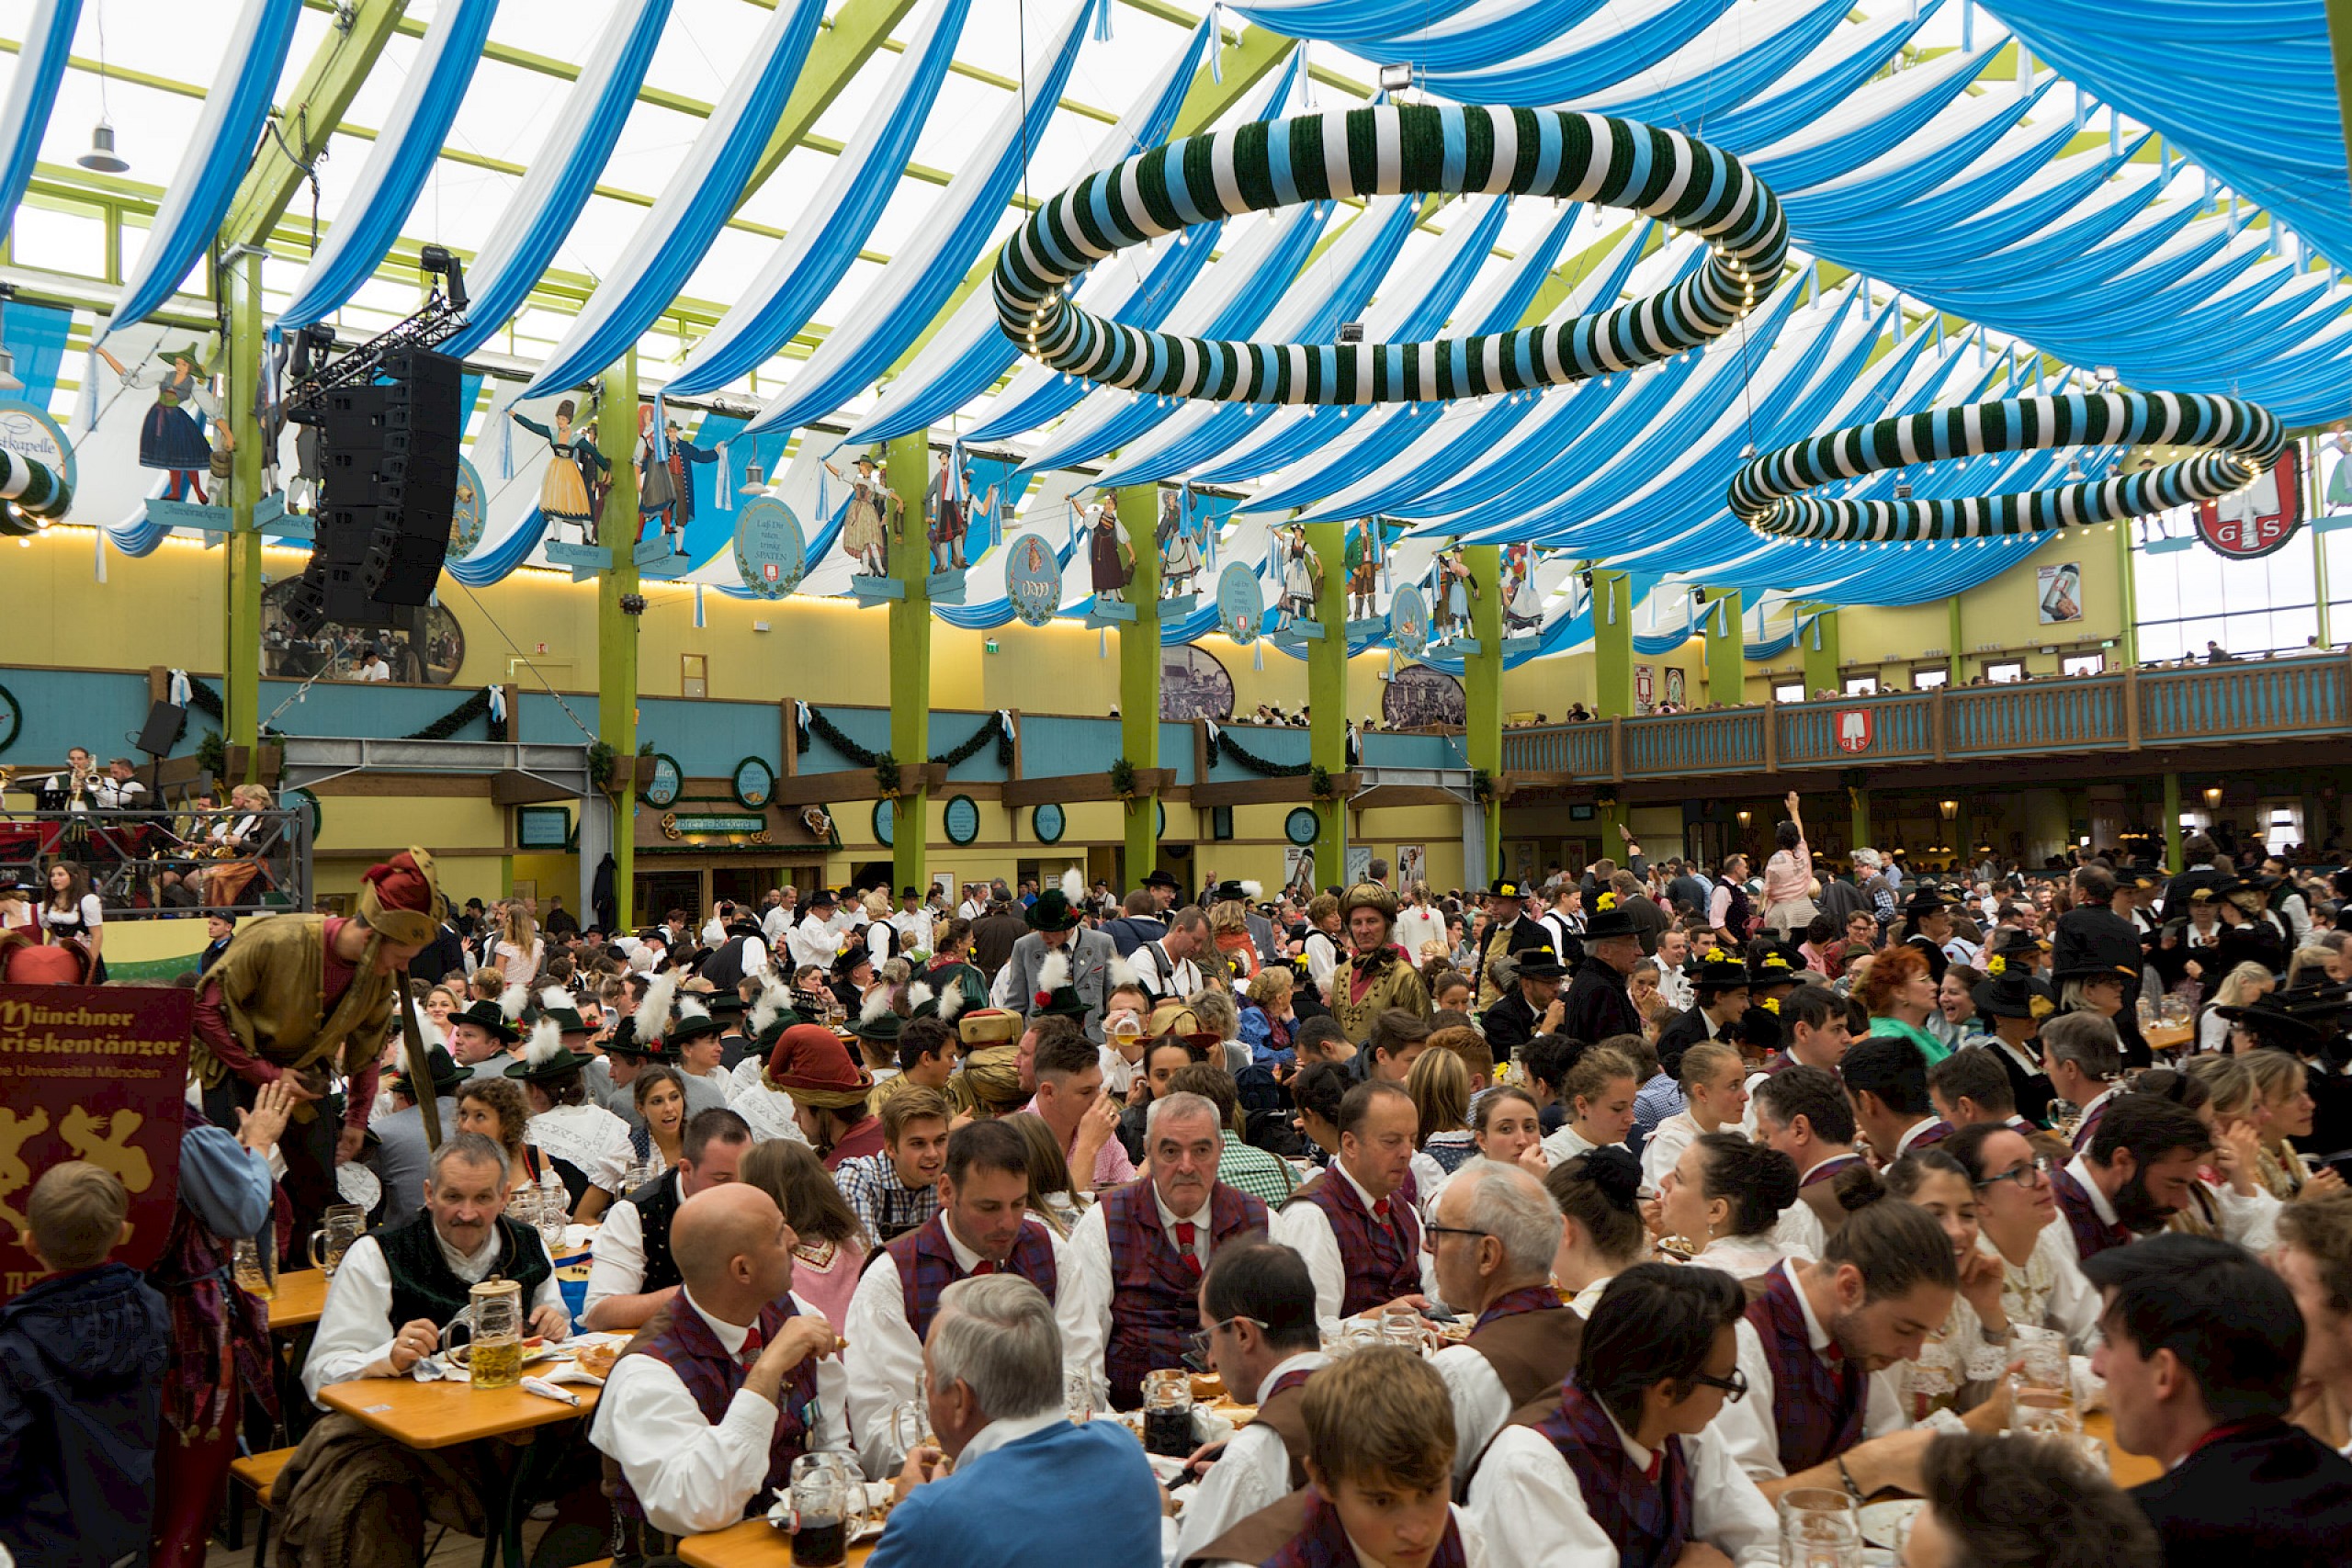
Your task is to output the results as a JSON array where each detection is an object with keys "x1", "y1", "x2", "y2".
[{"x1": 9, "y1": 816, "x2": 2352, "y2": 1568}]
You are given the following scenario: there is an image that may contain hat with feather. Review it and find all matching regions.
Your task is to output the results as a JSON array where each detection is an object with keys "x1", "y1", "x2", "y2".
[{"x1": 1025, "y1": 867, "x2": 1088, "y2": 932}]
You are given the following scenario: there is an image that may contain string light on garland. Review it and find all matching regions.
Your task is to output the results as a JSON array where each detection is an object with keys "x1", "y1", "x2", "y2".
[
  {"x1": 1726, "y1": 390, "x2": 2282, "y2": 544},
  {"x1": 994, "y1": 104, "x2": 1789, "y2": 407}
]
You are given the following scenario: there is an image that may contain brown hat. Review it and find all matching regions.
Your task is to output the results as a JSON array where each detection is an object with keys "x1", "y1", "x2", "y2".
[
  {"x1": 357, "y1": 848, "x2": 440, "y2": 947},
  {"x1": 960, "y1": 1043, "x2": 1029, "y2": 1112},
  {"x1": 956, "y1": 1008, "x2": 1023, "y2": 1046},
  {"x1": 1340, "y1": 881, "x2": 1396, "y2": 924},
  {"x1": 763, "y1": 1022, "x2": 876, "y2": 1110}
]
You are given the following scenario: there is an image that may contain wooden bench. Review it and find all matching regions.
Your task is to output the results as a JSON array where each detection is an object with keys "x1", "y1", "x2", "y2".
[{"x1": 224, "y1": 1446, "x2": 296, "y2": 1556}]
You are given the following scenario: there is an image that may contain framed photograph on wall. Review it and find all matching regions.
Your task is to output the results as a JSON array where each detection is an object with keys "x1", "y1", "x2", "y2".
[{"x1": 1396, "y1": 844, "x2": 1426, "y2": 888}]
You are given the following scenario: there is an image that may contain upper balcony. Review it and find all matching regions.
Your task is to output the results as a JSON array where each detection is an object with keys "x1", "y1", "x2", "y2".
[{"x1": 1501, "y1": 654, "x2": 2352, "y2": 791}]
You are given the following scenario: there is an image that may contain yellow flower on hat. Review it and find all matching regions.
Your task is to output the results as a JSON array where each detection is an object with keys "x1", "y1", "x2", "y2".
[
  {"x1": 1598, "y1": 892, "x2": 1618, "y2": 911},
  {"x1": 1986, "y1": 954, "x2": 2007, "y2": 976},
  {"x1": 1760, "y1": 997, "x2": 1781, "y2": 1013}
]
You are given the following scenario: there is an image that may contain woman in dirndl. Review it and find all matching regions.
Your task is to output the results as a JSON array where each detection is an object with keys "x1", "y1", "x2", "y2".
[
  {"x1": 828, "y1": 454, "x2": 893, "y2": 576},
  {"x1": 510, "y1": 400, "x2": 605, "y2": 543},
  {"x1": 96, "y1": 343, "x2": 220, "y2": 502}
]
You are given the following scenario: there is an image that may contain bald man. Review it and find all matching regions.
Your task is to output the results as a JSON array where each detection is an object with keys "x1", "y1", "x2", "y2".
[{"x1": 589, "y1": 1184, "x2": 854, "y2": 1540}]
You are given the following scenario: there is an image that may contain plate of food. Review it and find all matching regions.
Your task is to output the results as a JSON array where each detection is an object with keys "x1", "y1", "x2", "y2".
[{"x1": 1859, "y1": 1498, "x2": 1924, "y2": 1549}]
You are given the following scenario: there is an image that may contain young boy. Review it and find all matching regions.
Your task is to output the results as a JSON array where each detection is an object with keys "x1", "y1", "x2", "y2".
[
  {"x1": 1190, "y1": 1344, "x2": 1484, "y2": 1567},
  {"x1": 0, "y1": 1161, "x2": 173, "y2": 1567}
]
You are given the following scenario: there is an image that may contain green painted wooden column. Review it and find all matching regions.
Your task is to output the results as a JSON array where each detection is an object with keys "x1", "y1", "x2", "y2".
[
  {"x1": 1306, "y1": 522, "x2": 1349, "y2": 885},
  {"x1": 1116, "y1": 484, "x2": 1162, "y2": 887},
  {"x1": 887, "y1": 429, "x2": 933, "y2": 895},
  {"x1": 223, "y1": 253, "x2": 266, "y2": 778},
  {"x1": 2163, "y1": 773, "x2": 2183, "y2": 874},
  {"x1": 1592, "y1": 570, "x2": 1634, "y2": 718},
  {"x1": 1801, "y1": 605, "x2": 1840, "y2": 697},
  {"x1": 1703, "y1": 589, "x2": 1744, "y2": 705},
  {"x1": 597, "y1": 351, "x2": 642, "y2": 931},
  {"x1": 2113, "y1": 511, "x2": 2140, "y2": 666},
  {"x1": 1849, "y1": 782, "x2": 1872, "y2": 852},
  {"x1": 1464, "y1": 544, "x2": 1503, "y2": 877}
]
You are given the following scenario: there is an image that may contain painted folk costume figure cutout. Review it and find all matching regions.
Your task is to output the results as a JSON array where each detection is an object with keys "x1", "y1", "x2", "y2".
[
  {"x1": 1276, "y1": 525, "x2": 1323, "y2": 628},
  {"x1": 1502, "y1": 542, "x2": 1543, "y2": 633},
  {"x1": 635, "y1": 408, "x2": 720, "y2": 554},
  {"x1": 827, "y1": 453, "x2": 898, "y2": 578},
  {"x1": 96, "y1": 342, "x2": 222, "y2": 502},
  {"x1": 509, "y1": 400, "x2": 608, "y2": 544},
  {"x1": 1344, "y1": 519, "x2": 1381, "y2": 620},
  {"x1": 1158, "y1": 489, "x2": 1204, "y2": 596},
  {"x1": 1431, "y1": 546, "x2": 1480, "y2": 645},
  {"x1": 1075, "y1": 491, "x2": 1134, "y2": 603},
  {"x1": 930, "y1": 452, "x2": 994, "y2": 572}
]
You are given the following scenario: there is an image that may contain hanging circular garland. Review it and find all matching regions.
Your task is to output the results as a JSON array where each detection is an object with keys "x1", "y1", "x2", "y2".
[
  {"x1": 0, "y1": 446, "x2": 74, "y2": 538},
  {"x1": 994, "y1": 104, "x2": 1788, "y2": 407},
  {"x1": 1728, "y1": 389, "x2": 2283, "y2": 544}
]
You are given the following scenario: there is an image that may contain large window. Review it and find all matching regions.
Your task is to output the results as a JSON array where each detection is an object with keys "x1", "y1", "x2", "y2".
[{"x1": 2134, "y1": 507, "x2": 2320, "y2": 661}]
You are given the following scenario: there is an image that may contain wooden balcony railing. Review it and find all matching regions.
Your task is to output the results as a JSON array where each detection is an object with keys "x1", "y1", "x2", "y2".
[{"x1": 1501, "y1": 654, "x2": 2352, "y2": 783}]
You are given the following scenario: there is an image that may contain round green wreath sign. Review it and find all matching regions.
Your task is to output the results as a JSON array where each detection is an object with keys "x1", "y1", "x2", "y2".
[
  {"x1": 1729, "y1": 390, "x2": 2284, "y2": 544},
  {"x1": 996, "y1": 104, "x2": 1788, "y2": 407}
]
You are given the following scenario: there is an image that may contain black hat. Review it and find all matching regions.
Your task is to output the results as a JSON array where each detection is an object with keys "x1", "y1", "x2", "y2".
[
  {"x1": 1738, "y1": 1000, "x2": 1783, "y2": 1055},
  {"x1": 1211, "y1": 878, "x2": 1261, "y2": 905},
  {"x1": 901, "y1": 886, "x2": 922, "y2": 899},
  {"x1": 2123, "y1": 863, "x2": 2165, "y2": 891},
  {"x1": 2215, "y1": 992, "x2": 2328, "y2": 1052},
  {"x1": 1747, "y1": 943, "x2": 1803, "y2": 989},
  {"x1": 1972, "y1": 963, "x2": 2054, "y2": 1022},
  {"x1": 1984, "y1": 927, "x2": 2049, "y2": 960},
  {"x1": 1144, "y1": 869, "x2": 1182, "y2": 890},
  {"x1": 449, "y1": 998, "x2": 520, "y2": 1045},
  {"x1": 603, "y1": 1015, "x2": 653, "y2": 1060},
  {"x1": 1511, "y1": 943, "x2": 1568, "y2": 981},
  {"x1": 831, "y1": 941, "x2": 876, "y2": 976},
  {"x1": 1581, "y1": 905, "x2": 1641, "y2": 942},
  {"x1": 530, "y1": 985, "x2": 589, "y2": 1037},
  {"x1": 1691, "y1": 947, "x2": 1751, "y2": 995},
  {"x1": 1488, "y1": 876, "x2": 1529, "y2": 900},
  {"x1": 2052, "y1": 958, "x2": 2136, "y2": 987},
  {"x1": 1902, "y1": 886, "x2": 1955, "y2": 918},
  {"x1": 390, "y1": 1043, "x2": 468, "y2": 1099},
  {"x1": 809, "y1": 886, "x2": 838, "y2": 908}
]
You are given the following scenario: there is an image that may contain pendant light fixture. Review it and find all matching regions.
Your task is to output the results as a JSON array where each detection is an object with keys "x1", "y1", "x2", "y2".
[{"x1": 77, "y1": 1, "x2": 129, "y2": 173}]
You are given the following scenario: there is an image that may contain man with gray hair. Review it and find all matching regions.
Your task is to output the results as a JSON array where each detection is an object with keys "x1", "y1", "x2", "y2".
[
  {"x1": 868, "y1": 1275, "x2": 1162, "y2": 1567},
  {"x1": 1064, "y1": 1089, "x2": 1272, "y2": 1409},
  {"x1": 1426, "y1": 1160, "x2": 1586, "y2": 1483},
  {"x1": 2043, "y1": 1011, "x2": 2125, "y2": 1152}
]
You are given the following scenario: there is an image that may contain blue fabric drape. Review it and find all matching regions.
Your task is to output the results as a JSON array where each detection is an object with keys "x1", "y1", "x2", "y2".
[
  {"x1": 665, "y1": 0, "x2": 976, "y2": 399},
  {"x1": 1351, "y1": 0, "x2": 1609, "y2": 73},
  {"x1": 741, "y1": 0, "x2": 1100, "y2": 438},
  {"x1": 277, "y1": 0, "x2": 500, "y2": 332},
  {"x1": 1227, "y1": 0, "x2": 1484, "y2": 46},
  {"x1": 1425, "y1": 0, "x2": 1738, "y2": 105},
  {"x1": 0, "y1": 0, "x2": 81, "y2": 246},
  {"x1": 440, "y1": 0, "x2": 671, "y2": 361},
  {"x1": 101, "y1": 0, "x2": 299, "y2": 333},
  {"x1": 520, "y1": 0, "x2": 827, "y2": 400},
  {"x1": 4, "y1": 300, "x2": 72, "y2": 403}
]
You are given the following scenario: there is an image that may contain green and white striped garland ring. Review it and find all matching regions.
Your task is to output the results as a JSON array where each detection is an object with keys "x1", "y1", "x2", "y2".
[
  {"x1": 1727, "y1": 390, "x2": 2285, "y2": 545},
  {"x1": 993, "y1": 104, "x2": 1788, "y2": 406}
]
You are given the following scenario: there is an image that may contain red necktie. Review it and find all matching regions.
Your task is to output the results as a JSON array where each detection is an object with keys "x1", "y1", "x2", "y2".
[
  {"x1": 1643, "y1": 1452, "x2": 1662, "y2": 1483},
  {"x1": 1174, "y1": 1221, "x2": 1201, "y2": 1277},
  {"x1": 736, "y1": 1324, "x2": 764, "y2": 1370},
  {"x1": 970, "y1": 1259, "x2": 998, "y2": 1275},
  {"x1": 1372, "y1": 1197, "x2": 1390, "y2": 1220}
]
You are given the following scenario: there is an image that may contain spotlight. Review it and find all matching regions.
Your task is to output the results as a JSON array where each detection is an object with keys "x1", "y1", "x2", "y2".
[{"x1": 1378, "y1": 62, "x2": 1413, "y2": 95}]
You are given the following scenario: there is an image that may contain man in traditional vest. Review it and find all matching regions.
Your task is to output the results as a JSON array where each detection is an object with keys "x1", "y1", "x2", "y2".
[
  {"x1": 2051, "y1": 1094, "x2": 2217, "y2": 1269},
  {"x1": 1465, "y1": 1265, "x2": 1780, "y2": 1568},
  {"x1": 1711, "y1": 1193, "x2": 1965, "y2": 1500},
  {"x1": 1170, "y1": 1242, "x2": 1328, "y2": 1568},
  {"x1": 843, "y1": 1119, "x2": 1088, "y2": 1473},
  {"x1": 1843, "y1": 1035, "x2": 1951, "y2": 1163},
  {"x1": 284, "y1": 1134, "x2": 571, "y2": 1563},
  {"x1": 193, "y1": 846, "x2": 439, "y2": 1241},
  {"x1": 582, "y1": 1106, "x2": 752, "y2": 1330},
  {"x1": 1740, "y1": 984, "x2": 1853, "y2": 1139},
  {"x1": 1427, "y1": 1161, "x2": 1587, "y2": 1488},
  {"x1": 1064, "y1": 1090, "x2": 1270, "y2": 1411},
  {"x1": 590, "y1": 1182, "x2": 850, "y2": 1541},
  {"x1": 1753, "y1": 1066, "x2": 1867, "y2": 1258},
  {"x1": 1472, "y1": 876, "x2": 1555, "y2": 1009},
  {"x1": 1273, "y1": 1079, "x2": 1431, "y2": 1326}
]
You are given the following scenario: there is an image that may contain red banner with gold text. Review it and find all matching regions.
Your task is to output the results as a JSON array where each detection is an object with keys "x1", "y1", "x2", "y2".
[{"x1": 0, "y1": 983, "x2": 192, "y2": 1303}]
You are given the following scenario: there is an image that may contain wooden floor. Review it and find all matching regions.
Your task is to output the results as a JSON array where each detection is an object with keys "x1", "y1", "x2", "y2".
[{"x1": 204, "y1": 1513, "x2": 560, "y2": 1568}]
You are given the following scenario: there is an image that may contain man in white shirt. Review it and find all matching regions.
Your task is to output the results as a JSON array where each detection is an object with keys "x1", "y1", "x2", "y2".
[
  {"x1": 93, "y1": 758, "x2": 150, "y2": 811},
  {"x1": 1167, "y1": 1242, "x2": 1329, "y2": 1568},
  {"x1": 700, "y1": 904, "x2": 731, "y2": 948},
  {"x1": 1841, "y1": 1034, "x2": 1951, "y2": 1163},
  {"x1": 844, "y1": 1119, "x2": 1089, "y2": 1476},
  {"x1": 1272, "y1": 1080, "x2": 1433, "y2": 1327},
  {"x1": 889, "y1": 886, "x2": 934, "y2": 951},
  {"x1": 355, "y1": 649, "x2": 390, "y2": 682},
  {"x1": 1653, "y1": 924, "x2": 1693, "y2": 1013},
  {"x1": 1061, "y1": 1091, "x2": 1270, "y2": 1410},
  {"x1": 760, "y1": 886, "x2": 797, "y2": 945},
  {"x1": 1129, "y1": 907, "x2": 1209, "y2": 1004},
  {"x1": 301, "y1": 1134, "x2": 569, "y2": 1404},
  {"x1": 2046, "y1": 1012, "x2": 2122, "y2": 1153},
  {"x1": 787, "y1": 887, "x2": 844, "y2": 972},
  {"x1": 1751, "y1": 1066, "x2": 1867, "y2": 1260},
  {"x1": 1466, "y1": 1264, "x2": 1780, "y2": 1568},
  {"x1": 589, "y1": 1182, "x2": 851, "y2": 1538},
  {"x1": 583, "y1": 1107, "x2": 753, "y2": 1330}
]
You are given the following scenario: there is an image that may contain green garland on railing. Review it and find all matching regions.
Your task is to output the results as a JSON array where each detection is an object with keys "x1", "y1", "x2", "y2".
[
  {"x1": 184, "y1": 676, "x2": 225, "y2": 722},
  {"x1": 1213, "y1": 729, "x2": 1311, "y2": 778},
  {"x1": 401, "y1": 688, "x2": 508, "y2": 742},
  {"x1": 801, "y1": 705, "x2": 1008, "y2": 770}
]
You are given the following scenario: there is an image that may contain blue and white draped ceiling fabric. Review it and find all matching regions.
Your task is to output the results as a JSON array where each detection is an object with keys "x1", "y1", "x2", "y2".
[
  {"x1": 738, "y1": 0, "x2": 1102, "y2": 439},
  {"x1": 275, "y1": 0, "x2": 501, "y2": 332},
  {"x1": 99, "y1": 0, "x2": 300, "y2": 334},
  {"x1": 438, "y1": 0, "x2": 673, "y2": 361},
  {"x1": 519, "y1": 0, "x2": 829, "y2": 400},
  {"x1": 0, "y1": 0, "x2": 82, "y2": 246},
  {"x1": 837, "y1": 11, "x2": 1214, "y2": 446},
  {"x1": 664, "y1": 0, "x2": 978, "y2": 400}
]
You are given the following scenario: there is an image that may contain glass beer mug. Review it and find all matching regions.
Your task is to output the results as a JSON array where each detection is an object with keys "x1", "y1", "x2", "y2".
[
  {"x1": 786, "y1": 1452, "x2": 865, "y2": 1567},
  {"x1": 442, "y1": 1278, "x2": 525, "y2": 1389},
  {"x1": 309, "y1": 1203, "x2": 365, "y2": 1278}
]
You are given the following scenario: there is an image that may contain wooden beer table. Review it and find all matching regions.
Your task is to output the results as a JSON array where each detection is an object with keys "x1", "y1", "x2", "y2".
[
  {"x1": 266, "y1": 1268, "x2": 330, "y2": 1330},
  {"x1": 677, "y1": 1520, "x2": 874, "y2": 1568}
]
